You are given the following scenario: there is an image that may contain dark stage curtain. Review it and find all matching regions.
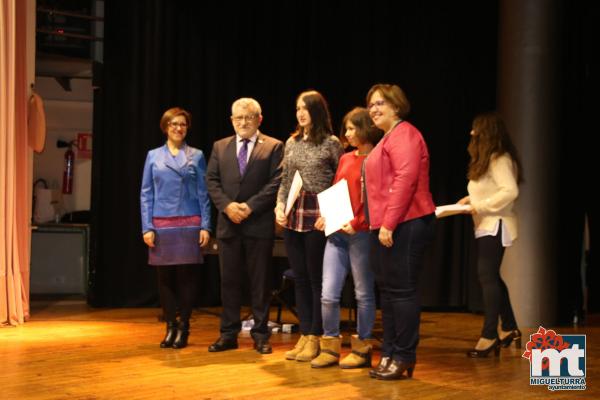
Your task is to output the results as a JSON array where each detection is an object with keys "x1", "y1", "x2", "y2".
[
  {"x1": 90, "y1": 0, "x2": 499, "y2": 308},
  {"x1": 555, "y1": 1, "x2": 597, "y2": 322}
]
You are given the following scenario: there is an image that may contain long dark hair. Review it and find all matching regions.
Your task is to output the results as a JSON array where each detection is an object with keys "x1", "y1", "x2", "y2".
[
  {"x1": 467, "y1": 112, "x2": 524, "y2": 183},
  {"x1": 292, "y1": 90, "x2": 333, "y2": 145}
]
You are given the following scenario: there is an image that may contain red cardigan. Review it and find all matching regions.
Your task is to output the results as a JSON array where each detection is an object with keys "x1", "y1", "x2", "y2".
[
  {"x1": 333, "y1": 152, "x2": 369, "y2": 232},
  {"x1": 364, "y1": 121, "x2": 435, "y2": 230}
]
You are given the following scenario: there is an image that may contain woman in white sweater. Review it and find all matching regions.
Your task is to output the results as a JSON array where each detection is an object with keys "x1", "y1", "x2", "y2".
[{"x1": 457, "y1": 112, "x2": 523, "y2": 357}]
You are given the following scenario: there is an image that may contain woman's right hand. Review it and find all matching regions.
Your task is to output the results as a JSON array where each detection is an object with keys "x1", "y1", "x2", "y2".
[
  {"x1": 457, "y1": 196, "x2": 470, "y2": 205},
  {"x1": 378, "y1": 226, "x2": 394, "y2": 247},
  {"x1": 457, "y1": 196, "x2": 475, "y2": 214},
  {"x1": 275, "y1": 203, "x2": 287, "y2": 226},
  {"x1": 143, "y1": 231, "x2": 155, "y2": 248}
]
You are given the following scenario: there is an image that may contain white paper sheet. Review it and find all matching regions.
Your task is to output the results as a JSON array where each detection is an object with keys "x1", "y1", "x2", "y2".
[
  {"x1": 435, "y1": 204, "x2": 473, "y2": 218},
  {"x1": 317, "y1": 179, "x2": 354, "y2": 236},
  {"x1": 284, "y1": 170, "x2": 303, "y2": 216}
]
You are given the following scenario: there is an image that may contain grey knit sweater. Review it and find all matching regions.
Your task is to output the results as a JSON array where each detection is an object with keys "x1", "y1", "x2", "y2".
[{"x1": 277, "y1": 135, "x2": 344, "y2": 204}]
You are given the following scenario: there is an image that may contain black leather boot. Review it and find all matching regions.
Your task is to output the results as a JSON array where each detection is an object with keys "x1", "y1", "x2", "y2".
[
  {"x1": 375, "y1": 360, "x2": 416, "y2": 380},
  {"x1": 160, "y1": 321, "x2": 177, "y2": 348},
  {"x1": 172, "y1": 320, "x2": 190, "y2": 349},
  {"x1": 369, "y1": 356, "x2": 390, "y2": 378}
]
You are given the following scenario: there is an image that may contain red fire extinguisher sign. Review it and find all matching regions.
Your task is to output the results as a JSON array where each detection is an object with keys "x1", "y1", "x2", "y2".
[{"x1": 77, "y1": 133, "x2": 92, "y2": 159}]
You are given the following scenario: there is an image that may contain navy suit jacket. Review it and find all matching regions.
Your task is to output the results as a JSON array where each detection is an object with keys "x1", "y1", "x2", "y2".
[{"x1": 206, "y1": 132, "x2": 283, "y2": 239}]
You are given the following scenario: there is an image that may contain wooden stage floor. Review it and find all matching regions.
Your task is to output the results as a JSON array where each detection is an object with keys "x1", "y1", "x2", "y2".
[{"x1": 1, "y1": 300, "x2": 598, "y2": 399}]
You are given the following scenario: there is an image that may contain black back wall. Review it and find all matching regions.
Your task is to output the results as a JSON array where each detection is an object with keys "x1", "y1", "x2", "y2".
[{"x1": 90, "y1": 0, "x2": 499, "y2": 307}]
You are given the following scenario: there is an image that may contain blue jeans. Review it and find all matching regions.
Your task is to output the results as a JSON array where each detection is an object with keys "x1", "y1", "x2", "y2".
[{"x1": 321, "y1": 231, "x2": 375, "y2": 339}]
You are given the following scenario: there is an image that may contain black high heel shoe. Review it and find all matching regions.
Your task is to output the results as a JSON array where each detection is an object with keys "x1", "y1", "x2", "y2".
[
  {"x1": 467, "y1": 338, "x2": 500, "y2": 358},
  {"x1": 499, "y1": 329, "x2": 522, "y2": 348},
  {"x1": 375, "y1": 360, "x2": 416, "y2": 380}
]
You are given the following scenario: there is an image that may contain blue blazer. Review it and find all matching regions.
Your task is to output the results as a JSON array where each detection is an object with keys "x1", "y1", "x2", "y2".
[{"x1": 140, "y1": 143, "x2": 211, "y2": 234}]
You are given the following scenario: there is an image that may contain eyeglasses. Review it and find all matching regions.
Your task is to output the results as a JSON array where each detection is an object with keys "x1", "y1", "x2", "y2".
[
  {"x1": 168, "y1": 122, "x2": 188, "y2": 128},
  {"x1": 231, "y1": 114, "x2": 258, "y2": 123},
  {"x1": 367, "y1": 100, "x2": 386, "y2": 110}
]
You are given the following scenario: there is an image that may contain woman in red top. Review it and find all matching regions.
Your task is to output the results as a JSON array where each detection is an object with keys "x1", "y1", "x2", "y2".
[
  {"x1": 311, "y1": 108, "x2": 383, "y2": 369},
  {"x1": 364, "y1": 84, "x2": 436, "y2": 380}
]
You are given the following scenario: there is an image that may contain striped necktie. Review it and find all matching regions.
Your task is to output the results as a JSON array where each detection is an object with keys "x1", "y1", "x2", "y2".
[{"x1": 238, "y1": 138, "x2": 249, "y2": 175}]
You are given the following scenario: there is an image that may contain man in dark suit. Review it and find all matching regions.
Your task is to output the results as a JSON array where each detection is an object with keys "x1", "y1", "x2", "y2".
[{"x1": 206, "y1": 98, "x2": 283, "y2": 354}]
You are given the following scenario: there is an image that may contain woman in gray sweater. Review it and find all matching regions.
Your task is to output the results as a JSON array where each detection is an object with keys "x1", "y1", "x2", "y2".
[{"x1": 275, "y1": 90, "x2": 344, "y2": 361}]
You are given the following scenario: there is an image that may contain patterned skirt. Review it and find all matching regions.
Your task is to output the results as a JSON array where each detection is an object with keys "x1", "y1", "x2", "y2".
[{"x1": 148, "y1": 215, "x2": 203, "y2": 266}]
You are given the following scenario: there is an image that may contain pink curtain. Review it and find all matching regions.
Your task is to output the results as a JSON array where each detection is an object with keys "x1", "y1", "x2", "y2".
[{"x1": 1, "y1": 0, "x2": 31, "y2": 326}]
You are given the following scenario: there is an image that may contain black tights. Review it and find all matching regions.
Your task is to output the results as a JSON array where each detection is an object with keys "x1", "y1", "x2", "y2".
[
  {"x1": 156, "y1": 265, "x2": 197, "y2": 322},
  {"x1": 477, "y1": 227, "x2": 518, "y2": 339}
]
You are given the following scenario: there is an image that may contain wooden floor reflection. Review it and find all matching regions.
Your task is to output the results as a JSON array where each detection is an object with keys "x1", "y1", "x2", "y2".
[{"x1": 0, "y1": 300, "x2": 597, "y2": 399}]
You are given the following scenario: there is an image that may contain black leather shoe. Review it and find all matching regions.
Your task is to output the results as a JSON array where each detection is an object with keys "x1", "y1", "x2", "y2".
[
  {"x1": 254, "y1": 340, "x2": 273, "y2": 354},
  {"x1": 375, "y1": 359, "x2": 415, "y2": 380},
  {"x1": 160, "y1": 321, "x2": 177, "y2": 348},
  {"x1": 172, "y1": 320, "x2": 190, "y2": 349},
  {"x1": 369, "y1": 356, "x2": 391, "y2": 378},
  {"x1": 208, "y1": 337, "x2": 238, "y2": 352}
]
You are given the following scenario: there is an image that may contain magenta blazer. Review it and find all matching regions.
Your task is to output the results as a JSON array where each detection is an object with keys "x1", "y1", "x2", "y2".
[{"x1": 364, "y1": 121, "x2": 435, "y2": 231}]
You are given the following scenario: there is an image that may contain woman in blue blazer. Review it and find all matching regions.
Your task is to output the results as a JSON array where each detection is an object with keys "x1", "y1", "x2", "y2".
[{"x1": 140, "y1": 107, "x2": 211, "y2": 349}]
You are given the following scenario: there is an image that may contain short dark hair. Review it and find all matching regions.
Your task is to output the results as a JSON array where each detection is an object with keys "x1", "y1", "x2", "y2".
[
  {"x1": 160, "y1": 107, "x2": 192, "y2": 133},
  {"x1": 366, "y1": 83, "x2": 411, "y2": 119}
]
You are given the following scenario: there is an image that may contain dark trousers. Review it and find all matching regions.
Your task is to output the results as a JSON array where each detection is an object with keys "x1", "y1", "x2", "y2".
[
  {"x1": 218, "y1": 236, "x2": 273, "y2": 341},
  {"x1": 370, "y1": 215, "x2": 435, "y2": 363},
  {"x1": 156, "y1": 264, "x2": 197, "y2": 322},
  {"x1": 477, "y1": 225, "x2": 518, "y2": 339},
  {"x1": 283, "y1": 229, "x2": 326, "y2": 336}
]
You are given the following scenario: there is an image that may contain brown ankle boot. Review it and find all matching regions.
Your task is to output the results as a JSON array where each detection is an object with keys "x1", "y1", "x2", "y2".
[
  {"x1": 340, "y1": 335, "x2": 372, "y2": 369},
  {"x1": 295, "y1": 335, "x2": 320, "y2": 362},
  {"x1": 311, "y1": 336, "x2": 341, "y2": 368},
  {"x1": 285, "y1": 335, "x2": 308, "y2": 360}
]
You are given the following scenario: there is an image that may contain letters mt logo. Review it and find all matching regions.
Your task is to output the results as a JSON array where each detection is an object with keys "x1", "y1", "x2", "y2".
[{"x1": 522, "y1": 326, "x2": 586, "y2": 391}]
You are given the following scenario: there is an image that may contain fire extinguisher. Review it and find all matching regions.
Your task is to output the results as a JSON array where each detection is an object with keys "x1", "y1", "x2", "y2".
[{"x1": 62, "y1": 144, "x2": 75, "y2": 194}]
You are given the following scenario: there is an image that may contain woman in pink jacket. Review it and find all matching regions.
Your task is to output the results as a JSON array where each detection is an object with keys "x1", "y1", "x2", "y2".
[{"x1": 363, "y1": 84, "x2": 436, "y2": 380}]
